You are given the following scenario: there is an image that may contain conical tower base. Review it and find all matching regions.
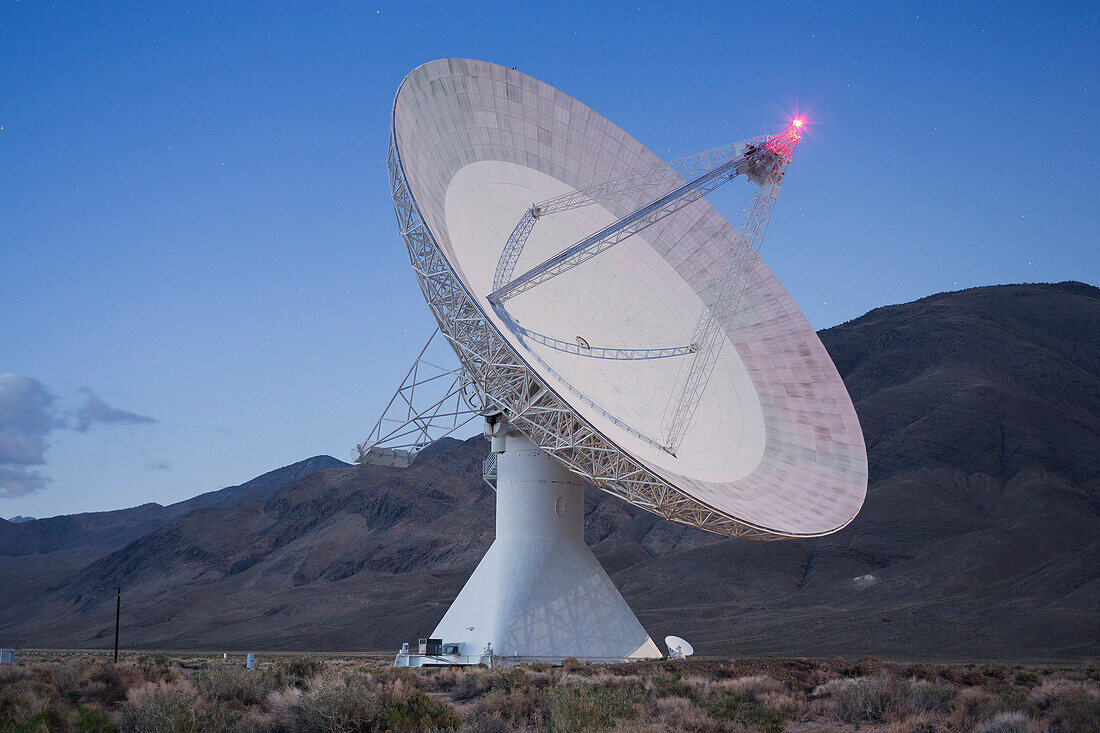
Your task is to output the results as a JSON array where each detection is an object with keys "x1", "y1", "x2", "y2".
[{"x1": 396, "y1": 430, "x2": 661, "y2": 666}]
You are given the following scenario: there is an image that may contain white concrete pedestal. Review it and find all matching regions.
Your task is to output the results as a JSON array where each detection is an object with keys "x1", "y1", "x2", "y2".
[{"x1": 396, "y1": 432, "x2": 660, "y2": 666}]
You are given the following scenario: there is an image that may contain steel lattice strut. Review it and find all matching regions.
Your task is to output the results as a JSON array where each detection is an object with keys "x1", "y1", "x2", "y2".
[
  {"x1": 491, "y1": 140, "x2": 753, "y2": 293},
  {"x1": 661, "y1": 125, "x2": 802, "y2": 453},
  {"x1": 489, "y1": 150, "x2": 752, "y2": 305},
  {"x1": 354, "y1": 328, "x2": 480, "y2": 467}
]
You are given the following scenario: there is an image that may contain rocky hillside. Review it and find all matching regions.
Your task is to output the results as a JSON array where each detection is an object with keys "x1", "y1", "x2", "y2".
[
  {"x1": 1, "y1": 282, "x2": 1096, "y2": 660},
  {"x1": 0, "y1": 456, "x2": 348, "y2": 617}
]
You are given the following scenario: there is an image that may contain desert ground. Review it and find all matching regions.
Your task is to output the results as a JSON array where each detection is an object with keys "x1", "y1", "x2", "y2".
[{"x1": 0, "y1": 651, "x2": 1097, "y2": 732}]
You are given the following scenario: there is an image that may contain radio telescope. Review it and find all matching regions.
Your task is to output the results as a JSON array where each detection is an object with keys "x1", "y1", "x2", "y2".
[
  {"x1": 665, "y1": 636, "x2": 695, "y2": 659},
  {"x1": 362, "y1": 59, "x2": 867, "y2": 667}
]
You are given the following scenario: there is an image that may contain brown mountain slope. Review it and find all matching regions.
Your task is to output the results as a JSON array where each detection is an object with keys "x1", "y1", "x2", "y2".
[
  {"x1": 2, "y1": 282, "x2": 1097, "y2": 660},
  {"x1": 0, "y1": 456, "x2": 348, "y2": 619}
]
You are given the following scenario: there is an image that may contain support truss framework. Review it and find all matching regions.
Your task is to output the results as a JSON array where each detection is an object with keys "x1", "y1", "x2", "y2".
[
  {"x1": 488, "y1": 153, "x2": 749, "y2": 305},
  {"x1": 661, "y1": 127, "x2": 801, "y2": 453},
  {"x1": 354, "y1": 328, "x2": 480, "y2": 466},
  {"x1": 386, "y1": 117, "x2": 818, "y2": 540},
  {"x1": 491, "y1": 140, "x2": 752, "y2": 294},
  {"x1": 501, "y1": 312, "x2": 695, "y2": 361}
]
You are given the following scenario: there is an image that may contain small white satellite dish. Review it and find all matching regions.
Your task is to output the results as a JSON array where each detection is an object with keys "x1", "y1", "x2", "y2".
[{"x1": 665, "y1": 635, "x2": 694, "y2": 659}]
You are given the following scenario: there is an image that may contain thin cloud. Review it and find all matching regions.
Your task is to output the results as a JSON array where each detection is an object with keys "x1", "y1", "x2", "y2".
[
  {"x1": 0, "y1": 374, "x2": 57, "y2": 467},
  {"x1": 0, "y1": 466, "x2": 51, "y2": 498},
  {"x1": 0, "y1": 374, "x2": 60, "y2": 498},
  {"x1": 144, "y1": 459, "x2": 171, "y2": 471},
  {"x1": 72, "y1": 389, "x2": 157, "y2": 432},
  {"x1": 0, "y1": 375, "x2": 159, "y2": 498}
]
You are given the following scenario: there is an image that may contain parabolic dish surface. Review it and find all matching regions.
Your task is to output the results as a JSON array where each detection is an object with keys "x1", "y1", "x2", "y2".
[{"x1": 390, "y1": 58, "x2": 867, "y2": 538}]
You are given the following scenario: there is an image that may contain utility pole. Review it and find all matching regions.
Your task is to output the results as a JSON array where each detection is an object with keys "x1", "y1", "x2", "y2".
[{"x1": 114, "y1": 587, "x2": 120, "y2": 663}]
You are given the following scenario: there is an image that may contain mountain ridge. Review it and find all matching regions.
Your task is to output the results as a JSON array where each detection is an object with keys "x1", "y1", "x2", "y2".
[{"x1": 1, "y1": 282, "x2": 1096, "y2": 660}]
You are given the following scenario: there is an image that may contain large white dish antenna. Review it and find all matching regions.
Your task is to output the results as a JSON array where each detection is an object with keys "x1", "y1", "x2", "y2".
[{"x1": 389, "y1": 59, "x2": 867, "y2": 538}]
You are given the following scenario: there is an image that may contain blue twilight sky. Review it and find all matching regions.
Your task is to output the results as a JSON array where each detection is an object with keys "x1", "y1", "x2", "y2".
[{"x1": 1, "y1": 1, "x2": 1096, "y2": 517}]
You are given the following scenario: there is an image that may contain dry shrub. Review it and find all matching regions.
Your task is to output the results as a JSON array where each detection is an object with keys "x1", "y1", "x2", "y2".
[
  {"x1": 419, "y1": 665, "x2": 464, "y2": 693},
  {"x1": 805, "y1": 668, "x2": 838, "y2": 690},
  {"x1": 986, "y1": 681, "x2": 1030, "y2": 710},
  {"x1": 707, "y1": 675, "x2": 786, "y2": 700},
  {"x1": 813, "y1": 673, "x2": 911, "y2": 725},
  {"x1": 561, "y1": 657, "x2": 584, "y2": 671},
  {"x1": 757, "y1": 690, "x2": 805, "y2": 717},
  {"x1": 292, "y1": 679, "x2": 383, "y2": 732},
  {"x1": 607, "y1": 724, "x2": 671, "y2": 733},
  {"x1": 584, "y1": 670, "x2": 640, "y2": 688},
  {"x1": 1014, "y1": 670, "x2": 1041, "y2": 688},
  {"x1": 461, "y1": 708, "x2": 515, "y2": 733},
  {"x1": 0, "y1": 663, "x2": 39, "y2": 686},
  {"x1": 0, "y1": 683, "x2": 53, "y2": 729},
  {"x1": 943, "y1": 667, "x2": 987, "y2": 686},
  {"x1": 287, "y1": 672, "x2": 459, "y2": 732},
  {"x1": 698, "y1": 691, "x2": 785, "y2": 733},
  {"x1": 73, "y1": 705, "x2": 115, "y2": 731},
  {"x1": 645, "y1": 670, "x2": 693, "y2": 699},
  {"x1": 649, "y1": 696, "x2": 722, "y2": 732},
  {"x1": 783, "y1": 723, "x2": 854, "y2": 733},
  {"x1": 471, "y1": 683, "x2": 541, "y2": 728},
  {"x1": 953, "y1": 686, "x2": 1004, "y2": 728},
  {"x1": 265, "y1": 685, "x2": 303, "y2": 728},
  {"x1": 376, "y1": 688, "x2": 460, "y2": 731},
  {"x1": 196, "y1": 662, "x2": 274, "y2": 706},
  {"x1": 873, "y1": 711, "x2": 950, "y2": 732},
  {"x1": 451, "y1": 670, "x2": 492, "y2": 701},
  {"x1": 543, "y1": 685, "x2": 604, "y2": 733},
  {"x1": 1026, "y1": 677, "x2": 1099, "y2": 709},
  {"x1": 451, "y1": 665, "x2": 550, "y2": 706},
  {"x1": 1028, "y1": 679, "x2": 1100, "y2": 733},
  {"x1": 0, "y1": 661, "x2": 114, "y2": 731},
  {"x1": 491, "y1": 666, "x2": 533, "y2": 690},
  {"x1": 6, "y1": 703, "x2": 80, "y2": 733},
  {"x1": 84, "y1": 662, "x2": 144, "y2": 705},
  {"x1": 906, "y1": 664, "x2": 938, "y2": 681},
  {"x1": 976, "y1": 710, "x2": 1042, "y2": 733},
  {"x1": 542, "y1": 683, "x2": 641, "y2": 733},
  {"x1": 806, "y1": 694, "x2": 840, "y2": 723},
  {"x1": 120, "y1": 680, "x2": 239, "y2": 732},
  {"x1": 239, "y1": 707, "x2": 276, "y2": 733},
  {"x1": 276, "y1": 657, "x2": 326, "y2": 688},
  {"x1": 810, "y1": 672, "x2": 956, "y2": 726},
  {"x1": 685, "y1": 675, "x2": 802, "y2": 724},
  {"x1": 909, "y1": 677, "x2": 958, "y2": 715},
  {"x1": 51, "y1": 661, "x2": 94, "y2": 701},
  {"x1": 557, "y1": 671, "x2": 590, "y2": 686},
  {"x1": 1050, "y1": 693, "x2": 1100, "y2": 733},
  {"x1": 137, "y1": 654, "x2": 181, "y2": 684},
  {"x1": 126, "y1": 678, "x2": 195, "y2": 707}
]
